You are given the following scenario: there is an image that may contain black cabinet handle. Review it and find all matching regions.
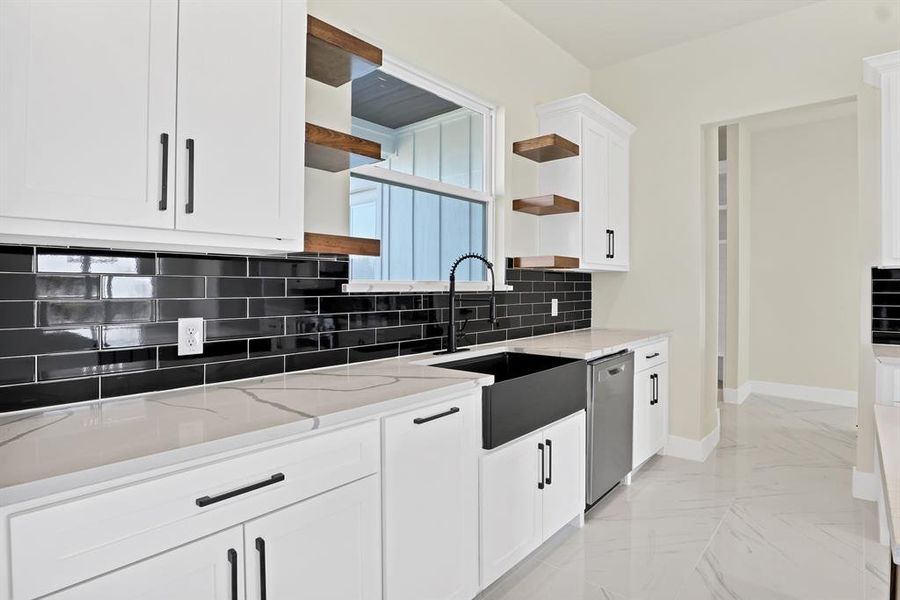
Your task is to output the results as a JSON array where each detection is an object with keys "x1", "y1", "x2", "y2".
[
  {"x1": 413, "y1": 406, "x2": 459, "y2": 425},
  {"x1": 538, "y1": 442, "x2": 545, "y2": 490},
  {"x1": 255, "y1": 537, "x2": 267, "y2": 600},
  {"x1": 606, "y1": 229, "x2": 613, "y2": 259},
  {"x1": 159, "y1": 133, "x2": 169, "y2": 211},
  {"x1": 227, "y1": 548, "x2": 238, "y2": 600},
  {"x1": 650, "y1": 374, "x2": 658, "y2": 405},
  {"x1": 185, "y1": 138, "x2": 195, "y2": 214},
  {"x1": 545, "y1": 439, "x2": 553, "y2": 486},
  {"x1": 646, "y1": 352, "x2": 660, "y2": 360},
  {"x1": 195, "y1": 473, "x2": 285, "y2": 507},
  {"x1": 611, "y1": 230, "x2": 615, "y2": 258}
]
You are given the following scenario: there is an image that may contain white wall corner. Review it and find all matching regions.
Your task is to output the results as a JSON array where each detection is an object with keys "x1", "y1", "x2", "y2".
[
  {"x1": 749, "y1": 381, "x2": 858, "y2": 408},
  {"x1": 852, "y1": 467, "x2": 879, "y2": 502},
  {"x1": 664, "y1": 408, "x2": 720, "y2": 463},
  {"x1": 723, "y1": 382, "x2": 752, "y2": 405}
]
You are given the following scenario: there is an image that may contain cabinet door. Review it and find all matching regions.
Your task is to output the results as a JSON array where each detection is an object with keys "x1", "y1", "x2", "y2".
[
  {"x1": 383, "y1": 395, "x2": 480, "y2": 600},
  {"x1": 480, "y1": 432, "x2": 544, "y2": 589},
  {"x1": 0, "y1": 0, "x2": 177, "y2": 229},
  {"x1": 580, "y1": 119, "x2": 611, "y2": 268},
  {"x1": 175, "y1": 0, "x2": 304, "y2": 240},
  {"x1": 648, "y1": 362, "x2": 669, "y2": 455},
  {"x1": 244, "y1": 476, "x2": 381, "y2": 600},
  {"x1": 541, "y1": 412, "x2": 586, "y2": 540},
  {"x1": 607, "y1": 132, "x2": 630, "y2": 269},
  {"x1": 45, "y1": 527, "x2": 243, "y2": 600},
  {"x1": 632, "y1": 368, "x2": 654, "y2": 469},
  {"x1": 876, "y1": 362, "x2": 900, "y2": 406}
]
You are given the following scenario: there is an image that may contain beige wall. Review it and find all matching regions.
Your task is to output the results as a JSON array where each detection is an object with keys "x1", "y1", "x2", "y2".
[
  {"x1": 747, "y1": 114, "x2": 859, "y2": 391},
  {"x1": 304, "y1": 0, "x2": 590, "y2": 254},
  {"x1": 590, "y1": 0, "x2": 899, "y2": 444}
]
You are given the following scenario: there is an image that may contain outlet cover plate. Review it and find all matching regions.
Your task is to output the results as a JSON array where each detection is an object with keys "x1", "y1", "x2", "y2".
[
  {"x1": 178, "y1": 317, "x2": 204, "y2": 356},
  {"x1": 551, "y1": 298, "x2": 559, "y2": 317}
]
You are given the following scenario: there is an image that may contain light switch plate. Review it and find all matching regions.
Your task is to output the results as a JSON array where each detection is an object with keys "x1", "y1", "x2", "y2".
[
  {"x1": 177, "y1": 317, "x2": 204, "y2": 356},
  {"x1": 551, "y1": 298, "x2": 559, "y2": 316}
]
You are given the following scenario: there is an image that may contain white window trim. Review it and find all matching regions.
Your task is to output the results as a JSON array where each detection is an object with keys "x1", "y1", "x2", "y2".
[{"x1": 345, "y1": 55, "x2": 503, "y2": 293}]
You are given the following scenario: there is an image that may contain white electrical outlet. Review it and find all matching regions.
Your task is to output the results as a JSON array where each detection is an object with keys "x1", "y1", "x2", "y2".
[
  {"x1": 177, "y1": 317, "x2": 204, "y2": 356},
  {"x1": 551, "y1": 298, "x2": 559, "y2": 316}
]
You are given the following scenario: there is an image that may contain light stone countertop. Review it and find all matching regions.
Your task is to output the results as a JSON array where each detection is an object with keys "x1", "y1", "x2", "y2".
[
  {"x1": 0, "y1": 328, "x2": 668, "y2": 506},
  {"x1": 874, "y1": 344, "x2": 900, "y2": 366},
  {"x1": 875, "y1": 404, "x2": 900, "y2": 565}
]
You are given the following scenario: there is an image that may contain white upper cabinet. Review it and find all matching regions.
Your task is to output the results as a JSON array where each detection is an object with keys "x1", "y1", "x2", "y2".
[
  {"x1": 0, "y1": 0, "x2": 177, "y2": 230},
  {"x1": 864, "y1": 51, "x2": 900, "y2": 267},
  {"x1": 536, "y1": 94, "x2": 635, "y2": 271},
  {"x1": 175, "y1": 0, "x2": 304, "y2": 240},
  {"x1": 0, "y1": 0, "x2": 305, "y2": 252}
]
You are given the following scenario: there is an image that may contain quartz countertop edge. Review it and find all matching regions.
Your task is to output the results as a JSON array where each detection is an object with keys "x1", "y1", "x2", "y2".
[
  {"x1": 0, "y1": 328, "x2": 669, "y2": 507},
  {"x1": 874, "y1": 403, "x2": 900, "y2": 564},
  {"x1": 874, "y1": 344, "x2": 900, "y2": 366}
]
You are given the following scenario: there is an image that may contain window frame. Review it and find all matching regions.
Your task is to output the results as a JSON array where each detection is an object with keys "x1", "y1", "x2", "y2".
[{"x1": 344, "y1": 56, "x2": 502, "y2": 293}]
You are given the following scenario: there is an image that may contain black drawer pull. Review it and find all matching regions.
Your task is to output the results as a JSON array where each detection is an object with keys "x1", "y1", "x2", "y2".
[
  {"x1": 185, "y1": 138, "x2": 195, "y2": 214},
  {"x1": 413, "y1": 406, "x2": 459, "y2": 425},
  {"x1": 646, "y1": 352, "x2": 660, "y2": 359},
  {"x1": 256, "y1": 537, "x2": 268, "y2": 600},
  {"x1": 228, "y1": 548, "x2": 238, "y2": 600},
  {"x1": 196, "y1": 473, "x2": 285, "y2": 507},
  {"x1": 538, "y1": 442, "x2": 545, "y2": 490},
  {"x1": 545, "y1": 439, "x2": 553, "y2": 485},
  {"x1": 159, "y1": 133, "x2": 169, "y2": 211}
]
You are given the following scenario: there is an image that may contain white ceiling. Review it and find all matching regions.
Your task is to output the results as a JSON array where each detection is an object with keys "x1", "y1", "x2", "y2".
[{"x1": 501, "y1": 0, "x2": 821, "y2": 69}]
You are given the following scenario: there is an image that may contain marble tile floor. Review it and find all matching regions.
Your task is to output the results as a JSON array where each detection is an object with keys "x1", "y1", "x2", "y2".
[{"x1": 478, "y1": 395, "x2": 890, "y2": 600}]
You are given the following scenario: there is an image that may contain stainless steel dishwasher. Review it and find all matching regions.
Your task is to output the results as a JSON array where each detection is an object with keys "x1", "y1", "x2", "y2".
[{"x1": 586, "y1": 351, "x2": 634, "y2": 508}]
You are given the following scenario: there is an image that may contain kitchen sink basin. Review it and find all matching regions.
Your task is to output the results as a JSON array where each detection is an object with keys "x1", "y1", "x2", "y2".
[{"x1": 438, "y1": 352, "x2": 587, "y2": 449}]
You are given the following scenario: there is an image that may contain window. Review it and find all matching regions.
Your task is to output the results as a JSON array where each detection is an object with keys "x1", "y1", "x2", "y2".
[{"x1": 347, "y1": 58, "x2": 495, "y2": 288}]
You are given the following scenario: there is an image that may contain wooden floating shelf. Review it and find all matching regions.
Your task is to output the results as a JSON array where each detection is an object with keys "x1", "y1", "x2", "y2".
[
  {"x1": 512, "y1": 134, "x2": 579, "y2": 163},
  {"x1": 304, "y1": 232, "x2": 381, "y2": 256},
  {"x1": 512, "y1": 194, "x2": 579, "y2": 216},
  {"x1": 307, "y1": 15, "x2": 382, "y2": 87},
  {"x1": 305, "y1": 123, "x2": 381, "y2": 172},
  {"x1": 512, "y1": 256, "x2": 580, "y2": 269}
]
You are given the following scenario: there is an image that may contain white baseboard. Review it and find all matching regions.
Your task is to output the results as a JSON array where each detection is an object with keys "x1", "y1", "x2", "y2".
[
  {"x1": 723, "y1": 382, "x2": 751, "y2": 405},
  {"x1": 665, "y1": 408, "x2": 720, "y2": 463},
  {"x1": 852, "y1": 468, "x2": 879, "y2": 502},
  {"x1": 749, "y1": 380, "x2": 857, "y2": 408}
]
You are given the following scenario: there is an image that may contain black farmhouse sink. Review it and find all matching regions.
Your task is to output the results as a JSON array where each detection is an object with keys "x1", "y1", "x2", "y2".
[{"x1": 439, "y1": 352, "x2": 587, "y2": 449}]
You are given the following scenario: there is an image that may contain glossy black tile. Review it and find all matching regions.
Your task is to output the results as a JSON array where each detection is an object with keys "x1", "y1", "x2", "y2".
[
  {"x1": 399, "y1": 337, "x2": 442, "y2": 356},
  {"x1": 207, "y1": 277, "x2": 285, "y2": 298},
  {"x1": 286, "y1": 278, "x2": 346, "y2": 296},
  {"x1": 554, "y1": 282, "x2": 575, "y2": 292},
  {"x1": 206, "y1": 357, "x2": 284, "y2": 384},
  {"x1": 505, "y1": 268, "x2": 521, "y2": 281},
  {"x1": 0, "y1": 302, "x2": 34, "y2": 329},
  {"x1": 874, "y1": 331, "x2": 900, "y2": 345},
  {"x1": 874, "y1": 319, "x2": 900, "y2": 331},
  {"x1": 348, "y1": 312, "x2": 399, "y2": 329},
  {"x1": 874, "y1": 293, "x2": 900, "y2": 306},
  {"x1": 38, "y1": 348, "x2": 157, "y2": 381},
  {"x1": 102, "y1": 323, "x2": 178, "y2": 348},
  {"x1": 285, "y1": 348, "x2": 348, "y2": 372},
  {"x1": 38, "y1": 300, "x2": 155, "y2": 326},
  {"x1": 0, "y1": 327, "x2": 98, "y2": 357},
  {"x1": 0, "y1": 378, "x2": 99, "y2": 413},
  {"x1": 376, "y1": 325, "x2": 422, "y2": 343},
  {"x1": 507, "y1": 304, "x2": 533, "y2": 316},
  {"x1": 206, "y1": 318, "x2": 284, "y2": 340},
  {"x1": 521, "y1": 270, "x2": 544, "y2": 281},
  {"x1": 158, "y1": 254, "x2": 246, "y2": 276},
  {"x1": 532, "y1": 281, "x2": 554, "y2": 292},
  {"x1": 554, "y1": 321, "x2": 575, "y2": 333},
  {"x1": 507, "y1": 326, "x2": 534, "y2": 340},
  {"x1": 286, "y1": 314, "x2": 349, "y2": 334},
  {"x1": 521, "y1": 314, "x2": 545, "y2": 326},
  {"x1": 475, "y1": 330, "x2": 506, "y2": 345},
  {"x1": 37, "y1": 275, "x2": 101, "y2": 299},
  {"x1": 575, "y1": 281, "x2": 591, "y2": 291},
  {"x1": 249, "y1": 258, "x2": 318, "y2": 277},
  {"x1": 400, "y1": 309, "x2": 441, "y2": 325},
  {"x1": 321, "y1": 329, "x2": 376, "y2": 349},
  {"x1": 533, "y1": 324, "x2": 555, "y2": 336},
  {"x1": 103, "y1": 276, "x2": 205, "y2": 299},
  {"x1": 158, "y1": 340, "x2": 248, "y2": 367},
  {"x1": 318, "y1": 260, "x2": 349, "y2": 278},
  {"x1": 0, "y1": 245, "x2": 33, "y2": 272},
  {"x1": 37, "y1": 248, "x2": 155, "y2": 275},
  {"x1": 349, "y1": 342, "x2": 398, "y2": 363},
  {"x1": 0, "y1": 274, "x2": 35, "y2": 300},
  {"x1": 420, "y1": 294, "x2": 450, "y2": 309},
  {"x1": 376, "y1": 295, "x2": 421, "y2": 311},
  {"x1": 873, "y1": 306, "x2": 900, "y2": 319},
  {"x1": 102, "y1": 366, "x2": 203, "y2": 398},
  {"x1": 0, "y1": 357, "x2": 34, "y2": 385},
  {"x1": 158, "y1": 299, "x2": 247, "y2": 320},
  {"x1": 511, "y1": 281, "x2": 532, "y2": 292},
  {"x1": 543, "y1": 271, "x2": 565, "y2": 281},
  {"x1": 249, "y1": 334, "x2": 318, "y2": 357},
  {"x1": 520, "y1": 292, "x2": 545, "y2": 304},
  {"x1": 873, "y1": 268, "x2": 900, "y2": 280},
  {"x1": 249, "y1": 297, "x2": 317, "y2": 317},
  {"x1": 574, "y1": 319, "x2": 592, "y2": 329},
  {"x1": 320, "y1": 296, "x2": 376, "y2": 313}
]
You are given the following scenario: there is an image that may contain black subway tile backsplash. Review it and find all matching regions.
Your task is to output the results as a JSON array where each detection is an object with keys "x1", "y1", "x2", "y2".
[
  {"x1": 874, "y1": 268, "x2": 900, "y2": 346},
  {"x1": 0, "y1": 243, "x2": 591, "y2": 412}
]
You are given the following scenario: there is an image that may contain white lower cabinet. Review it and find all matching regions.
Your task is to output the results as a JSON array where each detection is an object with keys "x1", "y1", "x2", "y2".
[
  {"x1": 876, "y1": 361, "x2": 900, "y2": 406},
  {"x1": 45, "y1": 527, "x2": 245, "y2": 600},
  {"x1": 479, "y1": 411, "x2": 586, "y2": 589},
  {"x1": 244, "y1": 476, "x2": 381, "y2": 600},
  {"x1": 382, "y1": 393, "x2": 480, "y2": 600},
  {"x1": 633, "y1": 341, "x2": 669, "y2": 469}
]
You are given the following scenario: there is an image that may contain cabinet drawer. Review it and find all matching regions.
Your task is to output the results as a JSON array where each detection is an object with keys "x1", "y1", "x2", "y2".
[
  {"x1": 9, "y1": 420, "x2": 378, "y2": 600},
  {"x1": 634, "y1": 339, "x2": 667, "y2": 372}
]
